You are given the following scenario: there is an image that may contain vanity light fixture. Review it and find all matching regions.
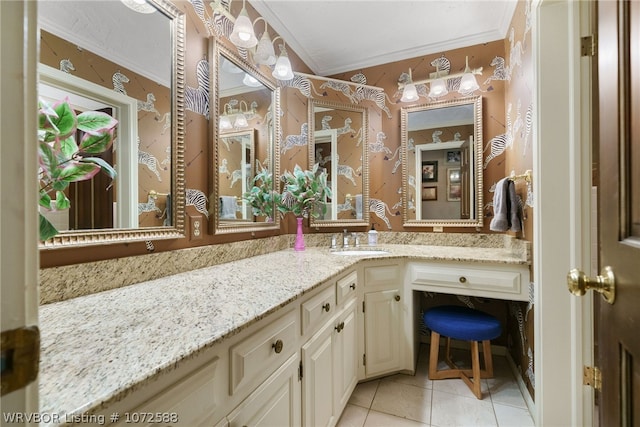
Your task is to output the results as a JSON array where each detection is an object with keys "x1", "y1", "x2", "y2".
[
  {"x1": 253, "y1": 20, "x2": 277, "y2": 66},
  {"x1": 400, "y1": 69, "x2": 419, "y2": 102},
  {"x1": 219, "y1": 100, "x2": 257, "y2": 131},
  {"x1": 428, "y1": 65, "x2": 448, "y2": 98},
  {"x1": 398, "y1": 56, "x2": 482, "y2": 100},
  {"x1": 272, "y1": 39, "x2": 295, "y2": 81},
  {"x1": 242, "y1": 73, "x2": 262, "y2": 87},
  {"x1": 120, "y1": 0, "x2": 155, "y2": 14},
  {"x1": 458, "y1": 56, "x2": 480, "y2": 93},
  {"x1": 229, "y1": 0, "x2": 258, "y2": 49}
]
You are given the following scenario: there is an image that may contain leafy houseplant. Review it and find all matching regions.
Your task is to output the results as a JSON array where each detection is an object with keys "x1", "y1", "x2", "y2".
[
  {"x1": 242, "y1": 163, "x2": 280, "y2": 221},
  {"x1": 278, "y1": 163, "x2": 332, "y2": 251},
  {"x1": 278, "y1": 163, "x2": 332, "y2": 218},
  {"x1": 38, "y1": 98, "x2": 118, "y2": 241}
]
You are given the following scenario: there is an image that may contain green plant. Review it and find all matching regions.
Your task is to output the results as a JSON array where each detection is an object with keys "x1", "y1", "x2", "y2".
[
  {"x1": 38, "y1": 98, "x2": 118, "y2": 241},
  {"x1": 278, "y1": 163, "x2": 332, "y2": 218},
  {"x1": 242, "y1": 163, "x2": 280, "y2": 220}
]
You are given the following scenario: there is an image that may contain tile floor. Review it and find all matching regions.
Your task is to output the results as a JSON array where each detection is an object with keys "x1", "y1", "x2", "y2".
[{"x1": 337, "y1": 344, "x2": 535, "y2": 427}]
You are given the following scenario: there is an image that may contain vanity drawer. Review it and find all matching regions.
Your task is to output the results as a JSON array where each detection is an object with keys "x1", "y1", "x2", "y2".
[
  {"x1": 229, "y1": 309, "x2": 297, "y2": 396},
  {"x1": 336, "y1": 270, "x2": 358, "y2": 306},
  {"x1": 408, "y1": 262, "x2": 526, "y2": 298},
  {"x1": 363, "y1": 264, "x2": 402, "y2": 288},
  {"x1": 117, "y1": 357, "x2": 219, "y2": 427},
  {"x1": 301, "y1": 284, "x2": 336, "y2": 336}
]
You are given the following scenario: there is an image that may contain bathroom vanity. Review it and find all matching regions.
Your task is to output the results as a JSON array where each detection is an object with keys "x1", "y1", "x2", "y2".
[{"x1": 38, "y1": 244, "x2": 529, "y2": 426}]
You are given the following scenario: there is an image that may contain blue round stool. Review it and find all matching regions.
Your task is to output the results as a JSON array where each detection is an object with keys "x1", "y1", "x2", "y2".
[{"x1": 423, "y1": 305, "x2": 502, "y2": 399}]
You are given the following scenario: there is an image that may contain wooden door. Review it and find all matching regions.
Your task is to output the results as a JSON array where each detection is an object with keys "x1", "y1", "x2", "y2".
[{"x1": 597, "y1": 0, "x2": 640, "y2": 424}]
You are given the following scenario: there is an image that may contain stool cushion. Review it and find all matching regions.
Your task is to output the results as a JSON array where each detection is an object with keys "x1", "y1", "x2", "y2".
[{"x1": 424, "y1": 305, "x2": 502, "y2": 341}]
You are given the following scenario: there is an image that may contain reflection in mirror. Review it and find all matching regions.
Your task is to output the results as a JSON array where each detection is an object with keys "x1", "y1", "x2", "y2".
[
  {"x1": 308, "y1": 99, "x2": 369, "y2": 228},
  {"x1": 211, "y1": 39, "x2": 280, "y2": 234},
  {"x1": 218, "y1": 130, "x2": 254, "y2": 221},
  {"x1": 401, "y1": 96, "x2": 483, "y2": 227},
  {"x1": 37, "y1": 0, "x2": 185, "y2": 247}
]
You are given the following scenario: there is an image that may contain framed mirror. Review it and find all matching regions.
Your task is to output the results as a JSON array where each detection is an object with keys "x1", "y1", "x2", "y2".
[
  {"x1": 37, "y1": 0, "x2": 185, "y2": 248},
  {"x1": 401, "y1": 96, "x2": 483, "y2": 228},
  {"x1": 308, "y1": 99, "x2": 369, "y2": 228},
  {"x1": 210, "y1": 38, "x2": 280, "y2": 234}
]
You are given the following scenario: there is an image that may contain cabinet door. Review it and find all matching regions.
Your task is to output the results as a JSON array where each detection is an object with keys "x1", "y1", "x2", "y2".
[
  {"x1": 301, "y1": 320, "x2": 335, "y2": 427},
  {"x1": 226, "y1": 353, "x2": 301, "y2": 427},
  {"x1": 333, "y1": 299, "x2": 358, "y2": 415},
  {"x1": 364, "y1": 289, "x2": 403, "y2": 378}
]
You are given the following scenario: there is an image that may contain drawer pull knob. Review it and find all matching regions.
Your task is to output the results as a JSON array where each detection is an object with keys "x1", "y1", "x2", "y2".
[
  {"x1": 394, "y1": 295, "x2": 401, "y2": 302},
  {"x1": 350, "y1": 283, "x2": 356, "y2": 290},
  {"x1": 459, "y1": 276, "x2": 467, "y2": 283},
  {"x1": 322, "y1": 302, "x2": 331, "y2": 312},
  {"x1": 272, "y1": 339, "x2": 283, "y2": 354},
  {"x1": 335, "y1": 321, "x2": 345, "y2": 332}
]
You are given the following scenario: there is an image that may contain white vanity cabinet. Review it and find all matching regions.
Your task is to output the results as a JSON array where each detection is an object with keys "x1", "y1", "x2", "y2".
[
  {"x1": 301, "y1": 271, "x2": 358, "y2": 427},
  {"x1": 359, "y1": 261, "x2": 408, "y2": 379},
  {"x1": 226, "y1": 353, "x2": 301, "y2": 427}
]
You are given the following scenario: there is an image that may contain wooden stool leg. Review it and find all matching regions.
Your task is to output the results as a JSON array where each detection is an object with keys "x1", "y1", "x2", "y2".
[
  {"x1": 460, "y1": 340, "x2": 483, "y2": 399},
  {"x1": 482, "y1": 340, "x2": 494, "y2": 377},
  {"x1": 428, "y1": 331, "x2": 441, "y2": 379}
]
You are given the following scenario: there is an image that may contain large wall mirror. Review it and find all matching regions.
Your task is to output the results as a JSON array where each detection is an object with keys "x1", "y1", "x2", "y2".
[
  {"x1": 37, "y1": 0, "x2": 185, "y2": 248},
  {"x1": 210, "y1": 38, "x2": 281, "y2": 234},
  {"x1": 401, "y1": 96, "x2": 483, "y2": 228},
  {"x1": 308, "y1": 99, "x2": 369, "y2": 228}
]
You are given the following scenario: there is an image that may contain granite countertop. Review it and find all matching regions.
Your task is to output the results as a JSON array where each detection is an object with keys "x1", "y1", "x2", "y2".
[{"x1": 38, "y1": 244, "x2": 528, "y2": 425}]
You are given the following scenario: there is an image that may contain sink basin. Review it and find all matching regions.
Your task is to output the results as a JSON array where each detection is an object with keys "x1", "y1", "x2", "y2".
[{"x1": 331, "y1": 249, "x2": 389, "y2": 256}]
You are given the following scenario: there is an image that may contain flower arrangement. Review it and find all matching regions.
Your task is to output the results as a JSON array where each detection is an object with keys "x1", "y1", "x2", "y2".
[
  {"x1": 38, "y1": 98, "x2": 118, "y2": 241},
  {"x1": 242, "y1": 163, "x2": 280, "y2": 221},
  {"x1": 277, "y1": 163, "x2": 332, "y2": 219},
  {"x1": 242, "y1": 163, "x2": 331, "y2": 220}
]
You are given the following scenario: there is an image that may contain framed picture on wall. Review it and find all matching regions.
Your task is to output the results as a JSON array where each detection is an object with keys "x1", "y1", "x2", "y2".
[
  {"x1": 421, "y1": 161, "x2": 438, "y2": 182},
  {"x1": 447, "y1": 168, "x2": 461, "y2": 201},
  {"x1": 421, "y1": 185, "x2": 437, "y2": 201},
  {"x1": 446, "y1": 150, "x2": 461, "y2": 164}
]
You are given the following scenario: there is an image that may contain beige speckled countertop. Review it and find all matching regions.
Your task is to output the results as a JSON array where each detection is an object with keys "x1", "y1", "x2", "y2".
[{"x1": 38, "y1": 244, "x2": 529, "y2": 425}]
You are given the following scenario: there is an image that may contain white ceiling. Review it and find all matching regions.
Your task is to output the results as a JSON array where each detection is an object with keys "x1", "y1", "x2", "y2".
[{"x1": 249, "y1": 0, "x2": 518, "y2": 77}]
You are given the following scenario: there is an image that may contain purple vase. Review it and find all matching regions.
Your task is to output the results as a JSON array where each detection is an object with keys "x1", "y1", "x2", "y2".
[{"x1": 294, "y1": 217, "x2": 305, "y2": 251}]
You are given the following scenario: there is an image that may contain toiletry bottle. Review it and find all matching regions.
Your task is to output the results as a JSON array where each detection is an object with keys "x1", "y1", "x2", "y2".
[{"x1": 368, "y1": 224, "x2": 378, "y2": 246}]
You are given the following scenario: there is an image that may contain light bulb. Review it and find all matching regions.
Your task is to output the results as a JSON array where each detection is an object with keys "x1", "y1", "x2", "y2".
[
  {"x1": 429, "y1": 79, "x2": 448, "y2": 98},
  {"x1": 272, "y1": 51, "x2": 294, "y2": 80},
  {"x1": 229, "y1": 6, "x2": 257, "y2": 49},
  {"x1": 401, "y1": 83, "x2": 419, "y2": 102},
  {"x1": 459, "y1": 73, "x2": 479, "y2": 93}
]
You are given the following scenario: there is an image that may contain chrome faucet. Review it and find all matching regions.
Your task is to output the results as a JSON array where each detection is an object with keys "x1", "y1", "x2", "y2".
[
  {"x1": 342, "y1": 229, "x2": 350, "y2": 249},
  {"x1": 330, "y1": 234, "x2": 338, "y2": 250}
]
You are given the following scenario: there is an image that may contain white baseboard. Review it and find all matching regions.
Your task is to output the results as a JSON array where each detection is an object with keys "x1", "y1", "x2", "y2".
[{"x1": 506, "y1": 352, "x2": 536, "y2": 424}]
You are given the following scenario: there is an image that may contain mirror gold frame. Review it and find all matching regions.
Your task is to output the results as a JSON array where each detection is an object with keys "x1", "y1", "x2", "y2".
[
  {"x1": 38, "y1": 0, "x2": 186, "y2": 248},
  {"x1": 308, "y1": 99, "x2": 369, "y2": 228},
  {"x1": 401, "y1": 96, "x2": 483, "y2": 228},
  {"x1": 210, "y1": 38, "x2": 281, "y2": 234}
]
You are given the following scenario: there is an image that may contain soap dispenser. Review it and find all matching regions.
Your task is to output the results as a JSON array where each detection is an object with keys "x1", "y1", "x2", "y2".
[{"x1": 368, "y1": 223, "x2": 378, "y2": 246}]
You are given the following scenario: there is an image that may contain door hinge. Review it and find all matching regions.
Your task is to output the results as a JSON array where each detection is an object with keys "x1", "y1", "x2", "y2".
[
  {"x1": 1, "y1": 326, "x2": 40, "y2": 396},
  {"x1": 581, "y1": 35, "x2": 596, "y2": 57},
  {"x1": 363, "y1": 354, "x2": 366, "y2": 366},
  {"x1": 298, "y1": 361, "x2": 303, "y2": 381},
  {"x1": 583, "y1": 365, "x2": 601, "y2": 390},
  {"x1": 362, "y1": 301, "x2": 365, "y2": 313}
]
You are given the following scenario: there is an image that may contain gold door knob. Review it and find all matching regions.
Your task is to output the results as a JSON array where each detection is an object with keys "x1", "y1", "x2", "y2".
[
  {"x1": 567, "y1": 266, "x2": 615, "y2": 304},
  {"x1": 272, "y1": 339, "x2": 284, "y2": 354}
]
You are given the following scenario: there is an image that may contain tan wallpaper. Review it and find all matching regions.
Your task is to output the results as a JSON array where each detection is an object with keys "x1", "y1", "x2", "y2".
[{"x1": 40, "y1": 31, "x2": 172, "y2": 229}]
